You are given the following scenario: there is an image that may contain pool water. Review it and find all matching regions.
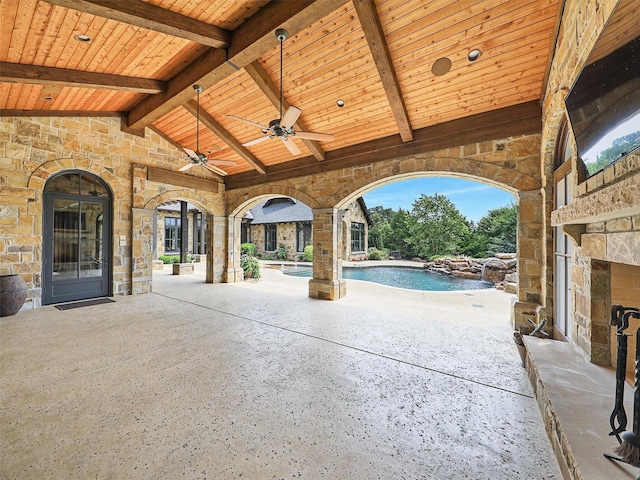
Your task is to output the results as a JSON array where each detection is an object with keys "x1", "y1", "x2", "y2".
[{"x1": 282, "y1": 265, "x2": 492, "y2": 291}]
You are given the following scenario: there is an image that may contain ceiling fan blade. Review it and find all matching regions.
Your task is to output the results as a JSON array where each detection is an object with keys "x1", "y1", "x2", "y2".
[
  {"x1": 280, "y1": 106, "x2": 302, "y2": 129},
  {"x1": 179, "y1": 162, "x2": 195, "y2": 171},
  {"x1": 204, "y1": 164, "x2": 228, "y2": 176},
  {"x1": 293, "y1": 131, "x2": 335, "y2": 142},
  {"x1": 183, "y1": 147, "x2": 199, "y2": 160},
  {"x1": 243, "y1": 135, "x2": 272, "y2": 147},
  {"x1": 227, "y1": 114, "x2": 269, "y2": 130},
  {"x1": 207, "y1": 159, "x2": 237, "y2": 166},
  {"x1": 282, "y1": 137, "x2": 301, "y2": 155}
]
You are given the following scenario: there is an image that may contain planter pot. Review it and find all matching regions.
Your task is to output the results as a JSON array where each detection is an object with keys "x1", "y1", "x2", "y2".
[{"x1": 0, "y1": 274, "x2": 28, "y2": 317}]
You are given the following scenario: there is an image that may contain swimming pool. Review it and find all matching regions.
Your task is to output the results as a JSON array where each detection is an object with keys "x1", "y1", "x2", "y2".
[{"x1": 281, "y1": 265, "x2": 492, "y2": 291}]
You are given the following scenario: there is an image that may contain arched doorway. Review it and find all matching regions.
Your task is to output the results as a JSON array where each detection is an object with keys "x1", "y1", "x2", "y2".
[{"x1": 42, "y1": 171, "x2": 112, "y2": 304}]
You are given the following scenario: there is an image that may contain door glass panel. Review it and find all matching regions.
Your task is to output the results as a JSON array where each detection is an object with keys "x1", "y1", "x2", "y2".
[
  {"x1": 80, "y1": 203, "x2": 104, "y2": 278},
  {"x1": 80, "y1": 173, "x2": 109, "y2": 197},
  {"x1": 48, "y1": 174, "x2": 81, "y2": 194},
  {"x1": 53, "y1": 199, "x2": 80, "y2": 280}
]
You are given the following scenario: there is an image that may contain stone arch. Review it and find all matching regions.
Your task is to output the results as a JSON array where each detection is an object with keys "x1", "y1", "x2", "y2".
[
  {"x1": 330, "y1": 154, "x2": 534, "y2": 209},
  {"x1": 27, "y1": 156, "x2": 119, "y2": 191},
  {"x1": 334, "y1": 170, "x2": 518, "y2": 210},
  {"x1": 226, "y1": 184, "x2": 322, "y2": 217},
  {"x1": 144, "y1": 190, "x2": 215, "y2": 215}
]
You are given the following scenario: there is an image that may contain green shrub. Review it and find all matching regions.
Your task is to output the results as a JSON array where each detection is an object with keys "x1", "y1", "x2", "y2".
[
  {"x1": 159, "y1": 255, "x2": 180, "y2": 264},
  {"x1": 240, "y1": 254, "x2": 261, "y2": 279},
  {"x1": 241, "y1": 243, "x2": 257, "y2": 256},
  {"x1": 276, "y1": 244, "x2": 288, "y2": 260},
  {"x1": 368, "y1": 248, "x2": 384, "y2": 260},
  {"x1": 303, "y1": 245, "x2": 313, "y2": 262}
]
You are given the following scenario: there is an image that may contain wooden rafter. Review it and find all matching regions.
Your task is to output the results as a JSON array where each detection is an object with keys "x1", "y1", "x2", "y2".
[
  {"x1": 42, "y1": 0, "x2": 231, "y2": 48},
  {"x1": 352, "y1": 0, "x2": 413, "y2": 142},
  {"x1": 0, "y1": 62, "x2": 166, "y2": 94},
  {"x1": 183, "y1": 100, "x2": 267, "y2": 175},
  {"x1": 126, "y1": 0, "x2": 349, "y2": 131},
  {"x1": 244, "y1": 61, "x2": 325, "y2": 161}
]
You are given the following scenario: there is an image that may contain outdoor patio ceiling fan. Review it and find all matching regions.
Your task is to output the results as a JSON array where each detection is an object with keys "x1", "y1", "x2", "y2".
[
  {"x1": 227, "y1": 29, "x2": 334, "y2": 156},
  {"x1": 179, "y1": 85, "x2": 237, "y2": 173}
]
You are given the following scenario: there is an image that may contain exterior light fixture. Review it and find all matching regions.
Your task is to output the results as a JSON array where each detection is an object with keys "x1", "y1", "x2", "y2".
[
  {"x1": 467, "y1": 49, "x2": 482, "y2": 62},
  {"x1": 336, "y1": 99, "x2": 345, "y2": 108},
  {"x1": 74, "y1": 34, "x2": 91, "y2": 42}
]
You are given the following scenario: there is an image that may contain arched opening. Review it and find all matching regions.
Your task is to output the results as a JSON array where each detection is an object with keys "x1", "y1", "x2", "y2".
[{"x1": 42, "y1": 170, "x2": 113, "y2": 305}]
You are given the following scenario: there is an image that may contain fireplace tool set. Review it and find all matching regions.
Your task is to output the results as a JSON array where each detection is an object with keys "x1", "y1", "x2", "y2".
[{"x1": 605, "y1": 304, "x2": 640, "y2": 478}]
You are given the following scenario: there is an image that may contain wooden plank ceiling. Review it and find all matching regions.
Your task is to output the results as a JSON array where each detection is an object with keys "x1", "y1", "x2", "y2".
[{"x1": 0, "y1": 0, "x2": 562, "y2": 186}]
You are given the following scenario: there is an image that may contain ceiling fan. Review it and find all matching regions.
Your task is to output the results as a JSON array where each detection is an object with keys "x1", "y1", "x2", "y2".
[
  {"x1": 179, "y1": 84, "x2": 237, "y2": 173},
  {"x1": 227, "y1": 29, "x2": 334, "y2": 156}
]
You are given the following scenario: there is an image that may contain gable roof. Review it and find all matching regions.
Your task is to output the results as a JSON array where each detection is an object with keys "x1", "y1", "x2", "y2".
[
  {"x1": 247, "y1": 197, "x2": 371, "y2": 225},
  {"x1": 248, "y1": 198, "x2": 313, "y2": 225}
]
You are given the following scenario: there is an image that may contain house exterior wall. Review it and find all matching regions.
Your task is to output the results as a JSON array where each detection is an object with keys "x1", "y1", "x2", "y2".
[
  {"x1": 247, "y1": 200, "x2": 368, "y2": 261},
  {"x1": 544, "y1": 0, "x2": 640, "y2": 365},
  {"x1": 0, "y1": 116, "x2": 225, "y2": 308}
]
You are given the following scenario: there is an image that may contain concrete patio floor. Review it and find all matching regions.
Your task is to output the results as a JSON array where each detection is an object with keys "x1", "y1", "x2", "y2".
[{"x1": 1, "y1": 263, "x2": 561, "y2": 479}]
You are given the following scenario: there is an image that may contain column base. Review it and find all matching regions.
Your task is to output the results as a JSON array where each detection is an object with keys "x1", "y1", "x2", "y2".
[
  {"x1": 511, "y1": 299, "x2": 543, "y2": 330},
  {"x1": 224, "y1": 268, "x2": 244, "y2": 283},
  {"x1": 308, "y1": 279, "x2": 347, "y2": 300}
]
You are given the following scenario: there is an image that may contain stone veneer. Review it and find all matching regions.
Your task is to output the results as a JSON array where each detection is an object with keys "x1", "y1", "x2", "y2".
[
  {"x1": 0, "y1": 116, "x2": 225, "y2": 307},
  {"x1": 1, "y1": 112, "x2": 546, "y2": 323}
]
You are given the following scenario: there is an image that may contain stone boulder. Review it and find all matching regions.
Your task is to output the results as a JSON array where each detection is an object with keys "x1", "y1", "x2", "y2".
[{"x1": 481, "y1": 257, "x2": 509, "y2": 284}]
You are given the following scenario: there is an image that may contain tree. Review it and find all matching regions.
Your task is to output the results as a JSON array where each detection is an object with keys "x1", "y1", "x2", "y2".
[
  {"x1": 475, "y1": 202, "x2": 517, "y2": 255},
  {"x1": 368, "y1": 206, "x2": 395, "y2": 249},
  {"x1": 410, "y1": 193, "x2": 469, "y2": 259},
  {"x1": 387, "y1": 208, "x2": 417, "y2": 258}
]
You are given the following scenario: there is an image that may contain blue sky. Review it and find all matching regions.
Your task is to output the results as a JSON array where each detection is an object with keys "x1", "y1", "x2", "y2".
[{"x1": 362, "y1": 177, "x2": 515, "y2": 223}]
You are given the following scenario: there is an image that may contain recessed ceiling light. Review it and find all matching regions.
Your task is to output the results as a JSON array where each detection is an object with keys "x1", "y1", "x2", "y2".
[
  {"x1": 336, "y1": 99, "x2": 345, "y2": 108},
  {"x1": 74, "y1": 34, "x2": 91, "y2": 42},
  {"x1": 467, "y1": 49, "x2": 482, "y2": 62},
  {"x1": 431, "y1": 57, "x2": 452, "y2": 76}
]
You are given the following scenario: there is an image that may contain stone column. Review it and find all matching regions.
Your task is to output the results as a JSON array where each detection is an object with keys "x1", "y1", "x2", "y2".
[
  {"x1": 574, "y1": 257, "x2": 611, "y2": 364},
  {"x1": 205, "y1": 215, "x2": 228, "y2": 284},
  {"x1": 224, "y1": 216, "x2": 244, "y2": 283},
  {"x1": 309, "y1": 208, "x2": 346, "y2": 300},
  {"x1": 512, "y1": 189, "x2": 546, "y2": 329},
  {"x1": 131, "y1": 208, "x2": 154, "y2": 295}
]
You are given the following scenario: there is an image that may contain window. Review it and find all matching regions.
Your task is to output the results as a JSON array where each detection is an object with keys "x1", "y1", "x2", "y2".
[
  {"x1": 265, "y1": 224, "x2": 277, "y2": 251},
  {"x1": 296, "y1": 222, "x2": 312, "y2": 252},
  {"x1": 193, "y1": 214, "x2": 206, "y2": 255},
  {"x1": 351, "y1": 222, "x2": 365, "y2": 252},
  {"x1": 165, "y1": 217, "x2": 181, "y2": 252},
  {"x1": 241, "y1": 222, "x2": 250, "y2": 244},
  {"x1": 553, "y1": 119, "x2": 574, "y2": 341}
]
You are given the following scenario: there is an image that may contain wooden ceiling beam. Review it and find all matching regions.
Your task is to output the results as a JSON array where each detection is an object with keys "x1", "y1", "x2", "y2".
[
  {"x1": 224, "y1": 101, "x2": 541, "y2": 190},
  {"x1": 0, "y1": 109, "x2": 124, "y2": 117},
  {"x1": 126, "y1": 0, "x2": 349, "y2": 131},
  {"x1": 0, "y1": 62, "x2": 166, "y2": 94},
  {"x1": 183, "y1": 100, "x2": 267, "y2": 175},
  {"x1": 353, "y1": 0, "x2": 413, "y2": 142},
  {"x1": 244, "y1": 61, "x2": 325, "y2": 161},
  {"x1": 42, "y1": 0, "x2": 231, "y2": 48}
]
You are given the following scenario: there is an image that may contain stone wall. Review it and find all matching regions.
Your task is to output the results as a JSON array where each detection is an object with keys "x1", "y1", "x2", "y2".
[
  {"x1": 544, "y1": 0, "x2": 640, "y2": 365},
  {"x1": 0, "y1": 116, "x2": 224, "y2": 309}
]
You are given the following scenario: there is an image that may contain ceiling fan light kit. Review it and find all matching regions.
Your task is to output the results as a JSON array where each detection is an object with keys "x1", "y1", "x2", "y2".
[{"x1": 226, "y1": 28, "x2": 334, "y2": 157}]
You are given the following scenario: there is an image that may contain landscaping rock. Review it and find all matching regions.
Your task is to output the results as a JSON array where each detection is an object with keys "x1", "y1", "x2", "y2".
[
  {"x1": 481, "y1": 258, "x2": 509, "y2": 284},
  {"x1": 451, "y1": 270, "x2": 481, "y2": 280}
]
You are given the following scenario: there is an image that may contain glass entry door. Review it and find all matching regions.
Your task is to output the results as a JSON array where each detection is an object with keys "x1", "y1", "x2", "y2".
[{"x1": 43, "y1": 173, "x2": 111, "y2": 304}]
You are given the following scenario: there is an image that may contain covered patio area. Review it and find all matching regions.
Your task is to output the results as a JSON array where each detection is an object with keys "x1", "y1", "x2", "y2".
[{"x1": 1, "y1": 266, "x2": 559, "y2": 478}]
